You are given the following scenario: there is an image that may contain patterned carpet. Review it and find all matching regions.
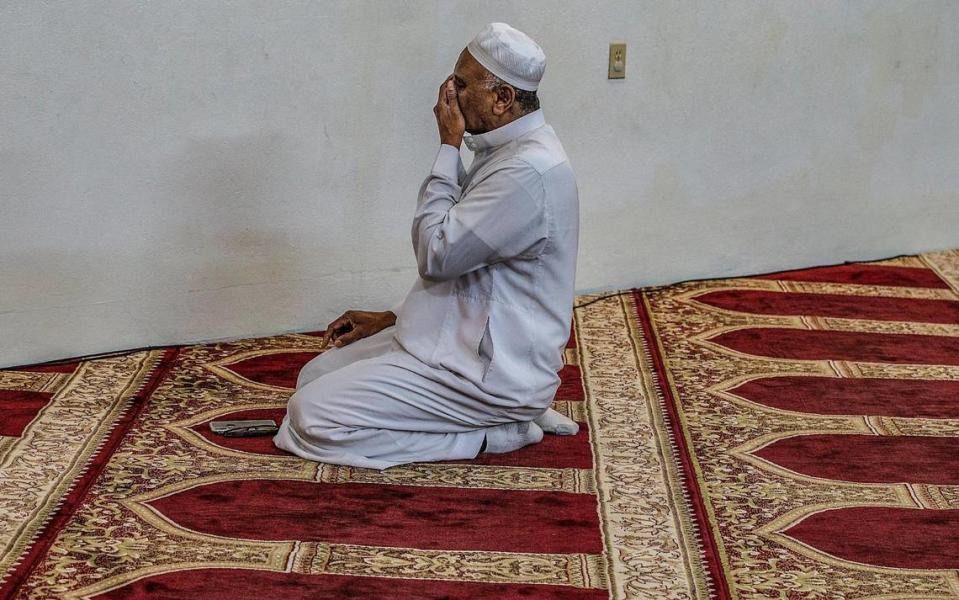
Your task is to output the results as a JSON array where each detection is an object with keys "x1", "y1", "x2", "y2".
[{"x1": 1, "y1": 248, "x2": 957, "y2": 599}]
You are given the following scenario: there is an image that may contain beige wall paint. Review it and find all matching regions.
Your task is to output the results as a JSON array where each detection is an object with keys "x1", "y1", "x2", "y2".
[{"x1": 2, "y1": 1, "x2": 957, "y2": 367}]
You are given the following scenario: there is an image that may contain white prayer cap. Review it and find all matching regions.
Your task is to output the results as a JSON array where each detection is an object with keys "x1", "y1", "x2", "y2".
[{"x1": 466, "y1": 22, "x2": 546, "y2": 91}]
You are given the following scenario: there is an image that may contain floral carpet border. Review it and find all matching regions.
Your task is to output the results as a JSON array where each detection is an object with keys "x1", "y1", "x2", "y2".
[{"x1": 0, "y1": 348, "x2": 180, "y2": 597}]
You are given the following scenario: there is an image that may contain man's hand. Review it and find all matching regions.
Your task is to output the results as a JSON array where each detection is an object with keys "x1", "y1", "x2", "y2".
[
  {"x1": 434, "y1": 75, "x2": 465, "y2": 148},
  {"x1": 320, "y1": 310, "x2": 396, "y2": 349}
]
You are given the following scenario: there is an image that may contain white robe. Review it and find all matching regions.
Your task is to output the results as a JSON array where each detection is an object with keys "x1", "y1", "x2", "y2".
[{"x1": 273, "y1": 108, "x2": 580, "y2": 470}]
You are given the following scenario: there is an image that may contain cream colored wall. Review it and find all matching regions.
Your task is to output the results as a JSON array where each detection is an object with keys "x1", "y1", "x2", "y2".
[{"x1": 2, "y1": 1, "x2": 957, "y2": 367}]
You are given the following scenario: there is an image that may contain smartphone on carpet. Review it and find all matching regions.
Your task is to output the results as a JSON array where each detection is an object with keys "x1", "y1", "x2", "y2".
[{"x1": 209, "y1": 419, "x2": 279, "y2": 437}]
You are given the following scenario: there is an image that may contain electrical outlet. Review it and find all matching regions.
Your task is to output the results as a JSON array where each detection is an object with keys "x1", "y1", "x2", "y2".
[{"x1": 608, "y1": 43, "x2": 626, "y2": 79}]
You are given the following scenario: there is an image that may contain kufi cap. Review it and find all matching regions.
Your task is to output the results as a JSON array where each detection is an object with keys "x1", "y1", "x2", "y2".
[{"x1": 466, "y1": 22, "x2": 546, "y2": 91}]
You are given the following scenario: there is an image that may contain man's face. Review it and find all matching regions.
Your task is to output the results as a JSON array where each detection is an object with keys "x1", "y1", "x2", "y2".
[{"x1": 451, "y1": 47, "x2": 497, "y2": 135}]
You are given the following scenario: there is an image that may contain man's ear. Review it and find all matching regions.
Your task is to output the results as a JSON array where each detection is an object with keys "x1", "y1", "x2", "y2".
[{"x1": 492, "y1": 84, "x2": 515, "y2": 116}]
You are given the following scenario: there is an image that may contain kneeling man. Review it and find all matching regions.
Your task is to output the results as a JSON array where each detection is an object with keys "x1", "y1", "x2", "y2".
[{"x1": 274, "y1": 22, "x2": 580, "y2": 470}]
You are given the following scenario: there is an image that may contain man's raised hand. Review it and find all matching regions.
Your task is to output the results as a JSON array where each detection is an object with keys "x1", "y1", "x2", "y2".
[{"x1": 434, "y1": 75, "x2": 465, "y2": 148}]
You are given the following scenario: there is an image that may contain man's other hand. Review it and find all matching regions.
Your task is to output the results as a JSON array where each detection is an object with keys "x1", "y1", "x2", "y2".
[
  {"x1": 434, "y1": 75, "x2": 465, "y2": 147},
  {"x1": 320, "y1": 310, "x2": 397, "y2": 349}
]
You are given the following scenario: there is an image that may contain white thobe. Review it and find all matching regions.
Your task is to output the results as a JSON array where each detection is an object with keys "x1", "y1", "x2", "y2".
[{"x1": 273, "y1": 108, "x2": 580, "y2": 469}]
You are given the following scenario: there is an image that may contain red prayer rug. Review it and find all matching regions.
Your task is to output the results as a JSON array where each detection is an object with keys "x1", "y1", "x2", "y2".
[{"x1": 2, "y1": 248, "x2": 958, "y2": 599}]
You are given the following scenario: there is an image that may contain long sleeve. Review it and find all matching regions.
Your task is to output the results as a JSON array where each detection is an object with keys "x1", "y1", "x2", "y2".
[{"x1": 411, "y1": 145, "x2": 548, "y2": 283}]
